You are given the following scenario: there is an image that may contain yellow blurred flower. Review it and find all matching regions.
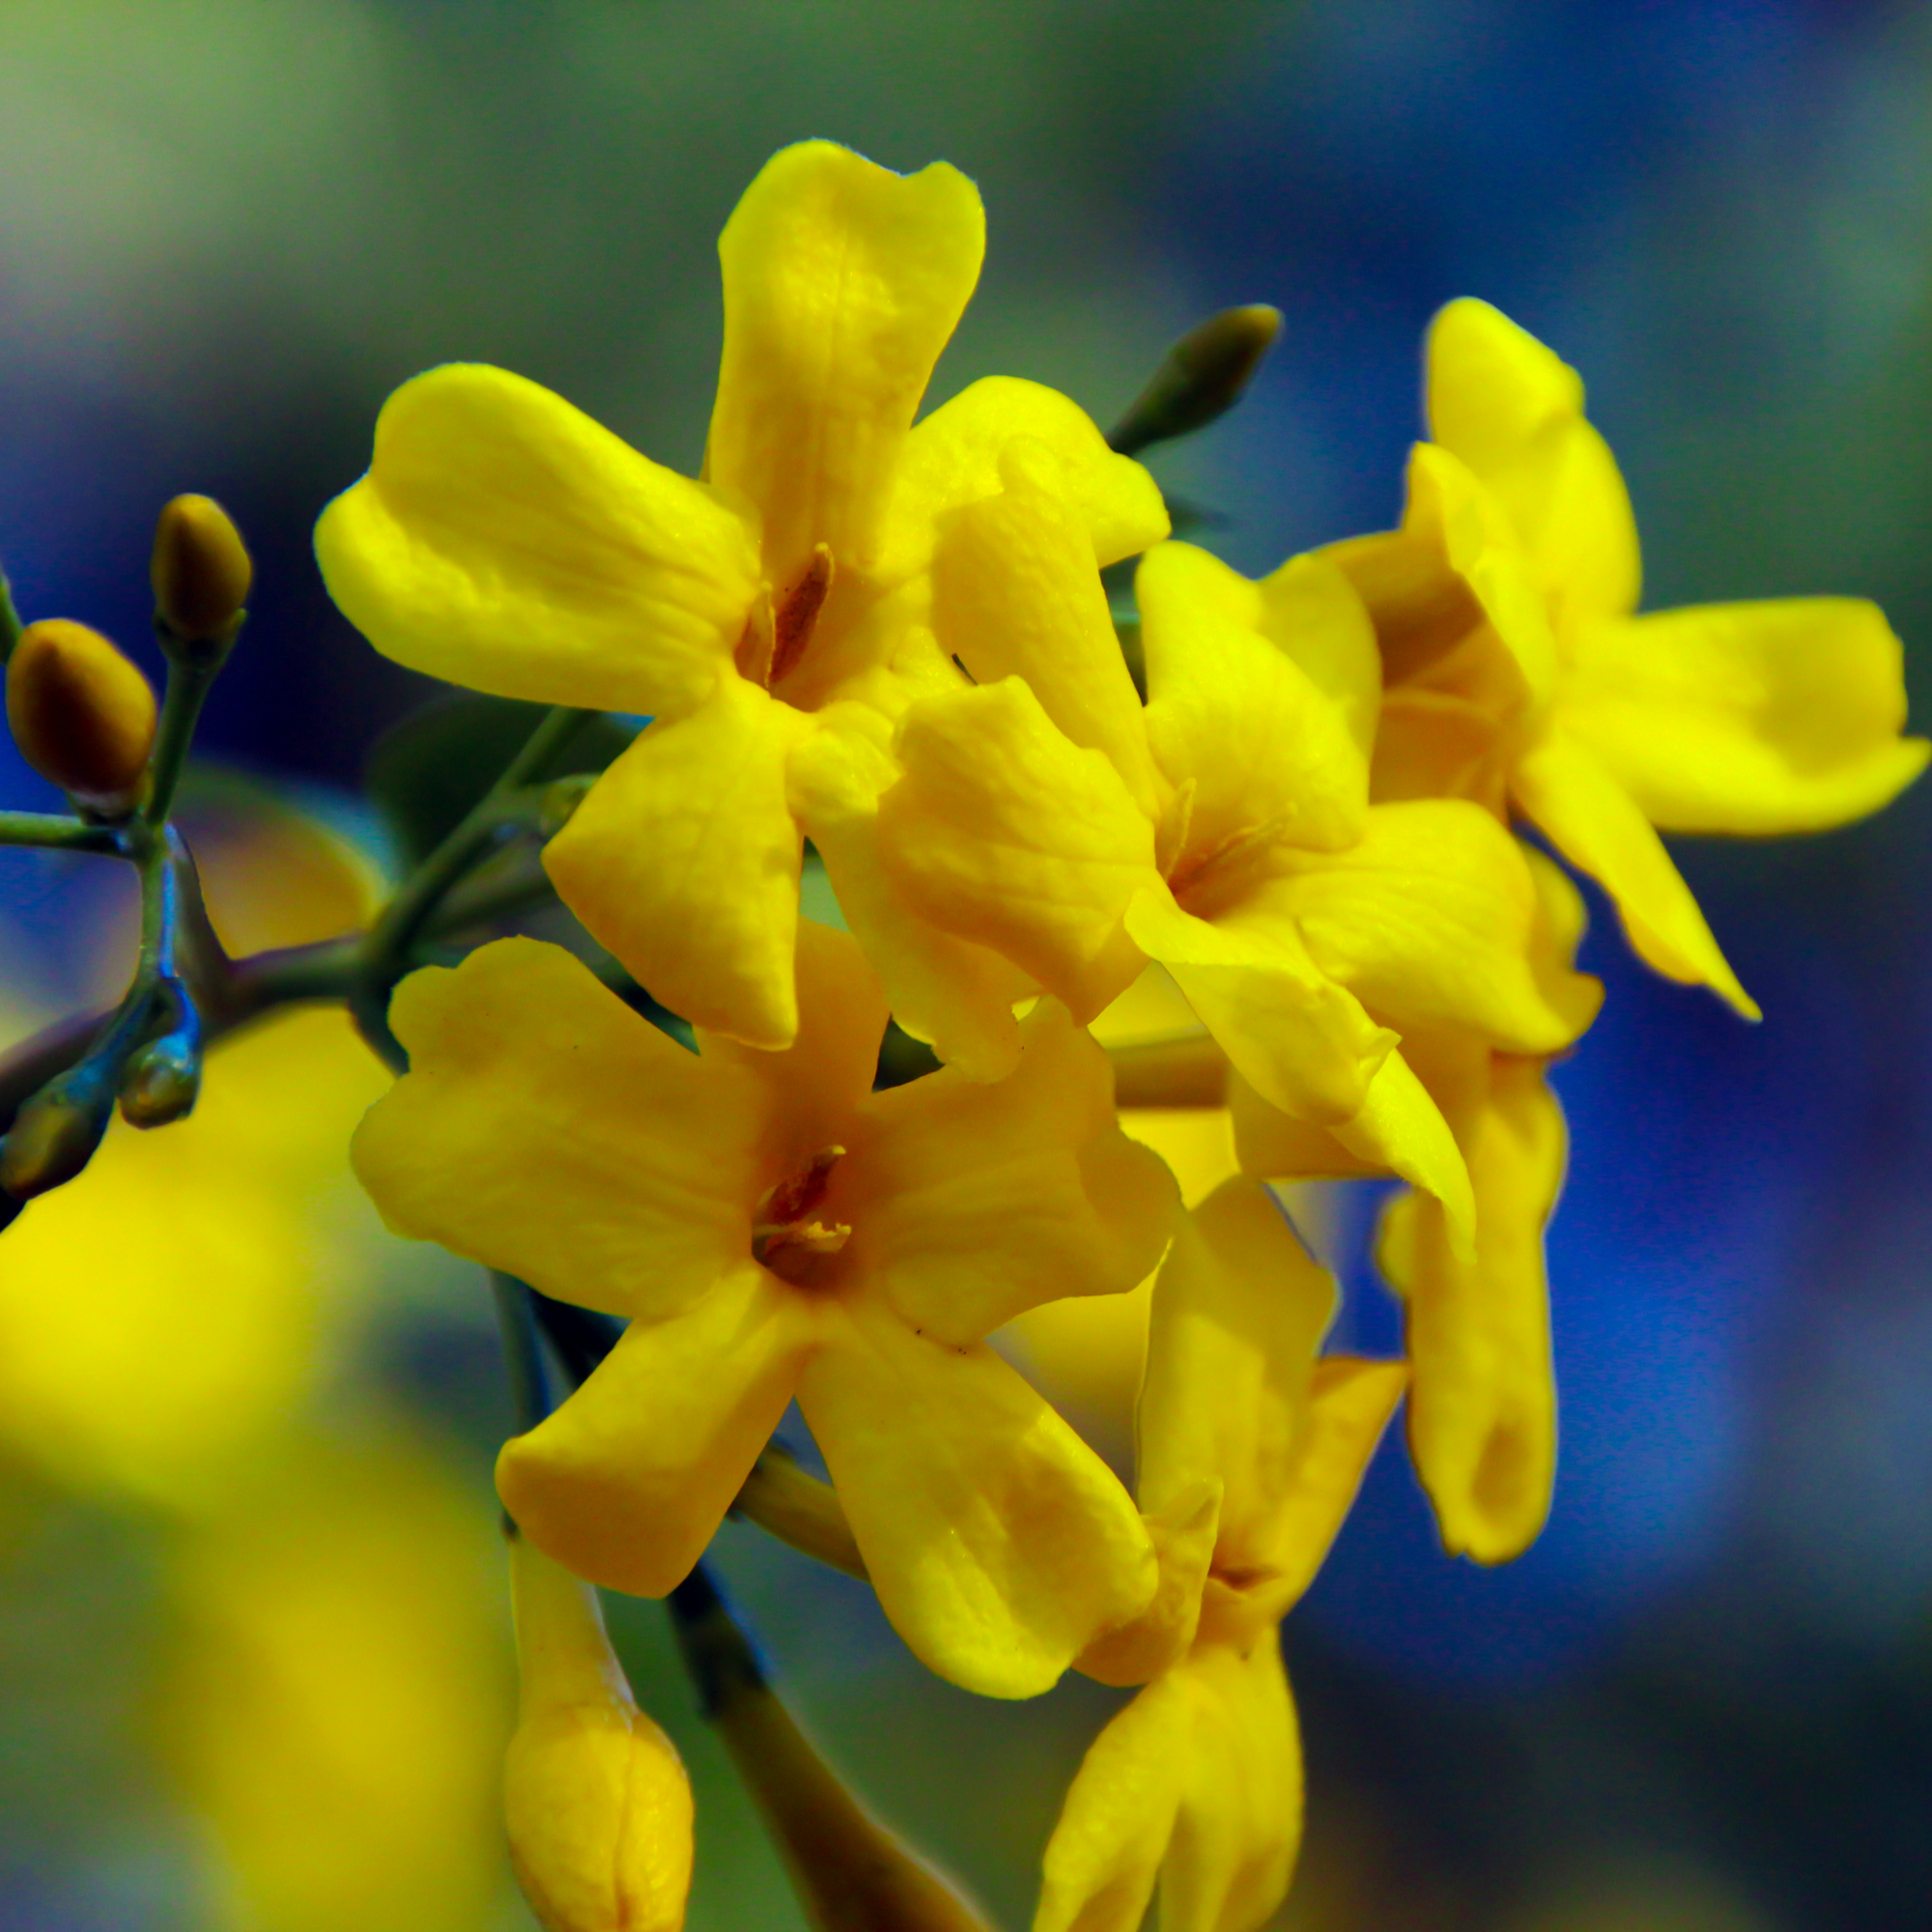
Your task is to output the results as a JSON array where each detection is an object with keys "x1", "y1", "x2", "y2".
[
  {"x1": 354, "y1": 920, "x2": 1177, "y2": 1698},
  {"x1": 317, "y1": 139, "x2": 1165, "y2": 1054},
  {"x1": 1332, "y1": 297, "x2": 1927, "y2": 1014},
  {"x1": 1037, "y1": 1181, "x2": 1406, "y2": 1932},
  {"x1": 158, "y1": 1426, "x2": 507, "y2": 1932}
]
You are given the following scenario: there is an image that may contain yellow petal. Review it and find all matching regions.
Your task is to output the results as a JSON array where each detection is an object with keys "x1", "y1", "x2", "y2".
[
  {"x1": 787, "y1": 699, "x2": 1034, "y2": 1081},
  {"x1": 1076, "y1": 1481, "x2": 1222, "y2": 1689},
  {"x1": 1160, "y1": 1640, "x2": 1302, "y2": 1932},
  {"x1": 850, "y1": 999, "x2": 1180, "y2": 1344},
  {"x1": 1259, "y1": 1357, "x2": 1408, "y2": 1613},
  {"x1": 1256, "y1": 550, "x2": 1382, "y2": 765},
  {"x1": 880, "y1": 678, "x2": 1159, "y2": 1021},
  {"x1": 1122, "y1": 885, "x2": 1393, "y2": 1126},
  {"x1": 879, "y1": 374, "x2": 1168, "y2": 585},
  {"x1": 544, "y1": 675, "x2": 812, "y2": 1047},
  {"x1": 498, "y1": 1263, "x2": 820, "y2": 1597},
  {"x1": 1426, "y1": 298, "x2": 1640, "y2": 622},
  {"x1": 1246, "y1": 798, "x2": 1603, "y2": 1054},
  {"x1": 1136, "y1": 543, "x2": 1368, "y2": 860},
  {"x1": 1559, "y1": 600, "x2": 1930, "y2": 834},
  {"x1": 1032, "y1": 1673, "x2": 1193, "y2": 1932},
  {"x1": 1512, "y1": 729, "x2": 1759, "y2": 1017},
  {"x1": 1230, "y1": 1055, "x2": 1476, "y2": 1261},
  {"x1": 1368, "y1": 688, "x2": 1511, "y2": 810},
  {"x1": 354, "y1": 938, "x2": 758, "y2": 1321},
  {"x1": 798, "y1": 1293, "x2": 1155, "y2": 1698},
  {"x1": 316, "y1": 363, "x2": 757, "y2": 716},
  {"x1": 1136, "y1": 1180, "x2": 1334, "y2": 1572},
  {"x1": 1378, "y1": 1055, "x2": 1565, "y2": 1562},
  {"x1": 933, "y1": 438, "x2": 1164, "y2": 820},
  {"x1": 706, "y1": 141, "x2": 984, "y2": 588}
]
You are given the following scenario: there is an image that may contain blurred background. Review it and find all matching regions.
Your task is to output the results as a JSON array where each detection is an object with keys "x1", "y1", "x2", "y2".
[{"x1": 3, "y1": 1, "x2": 1931, "y2": 1926}]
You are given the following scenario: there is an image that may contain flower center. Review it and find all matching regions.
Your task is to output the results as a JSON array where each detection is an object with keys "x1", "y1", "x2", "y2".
[
  {"x1": 736, "y1": 545, "x2": 836, "y2": 690},
  {"x1": 752, "y1": 1144, "x2": 851, "y2": 1283}
]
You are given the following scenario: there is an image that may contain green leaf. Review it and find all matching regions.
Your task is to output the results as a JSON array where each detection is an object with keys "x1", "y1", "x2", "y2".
[{"x1": 365, "y1": 696, "x2": 637, "y2": 866}]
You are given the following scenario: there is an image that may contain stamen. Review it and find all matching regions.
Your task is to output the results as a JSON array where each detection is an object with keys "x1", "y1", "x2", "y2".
[
  {"x1": 752, "y1": 1145, "x2": 851, "y2": 1269},
  {"x1": 767, "y1": 545, "x2": 835, "y2": 687}
]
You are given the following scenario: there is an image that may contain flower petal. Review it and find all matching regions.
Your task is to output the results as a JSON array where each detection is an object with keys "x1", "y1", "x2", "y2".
[
  {"x1": 498, "y1": 1264, "x2": 819, "y2": 1597},
  {"x1": 879, "y1": 374, "x2": 1168, "y2": 587},
  {"x1": 353, "y1": 939, "x2": 757, "y2": 1321},
  {"x1": 1160, "y1": 1640, "x2": 1302, "y2": 1932},
  {"x1": 1136, "y1": 543, "x2": 1369, "y2": 861},
  {"x1": 933, "y1": 439, "x2": 1164, "y2": 820},
  {"x1": 316, "y1": 363, "x2": 757, "y2": 716},
  {"x1": 798, "y1": 1295, "x2": 1155, "y2": 1698},
  {"x1": 880, "y1": 678, "x2": 1159, "y2": 1021},
  {"x1": 544, "y1": 676, "x2": 813, "y2": 1047},
  {"x1": 787, "y1": 700, "x2": 1033, "y2": 1081},
  {"x1": 1033, "y1": 1673, "x2": 1192, "y2": 1932},
  {"x1": 850, "y1": 1000, "x2": 1180, "y2": 1345},
  {"x1": 1560, "y1": 600, "x2": 1930, "y2": 834},
  {"x1": 1136, "y1": 1180, "x2": 1335, "y2": 1574},
  {"x1": 1246, "y1": 799, "x2": 1603, "y2": 1053},
  {"x1": 1122, "y1": 886, "x2": 1393, "y2": 1126},
  {"x1": 1512, "y1": 729, "x2": 1759, "y2": 1018},
  {"x1": 706, "y1": 141, "x2": 984, "y2": 588},
  {"x1": 1378, "y1": 1055, "x2": 1564, "y2": 1562},
  {"x1": 1426, "y1": 298, "x2": 1640, "y2": 623}
]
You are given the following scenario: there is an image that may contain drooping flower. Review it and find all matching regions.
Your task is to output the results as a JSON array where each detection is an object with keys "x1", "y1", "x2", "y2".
[
  {"x1": 1034, "y1": 1180, "x2": 1406, "y2": 1932},
  {"x1": 351, "y1": 920, "x2": 1177, "y2": 1699},
  {"x1": 1331, "y1": 297, "x2": 1927, "y2": 1014},
  {"x1": 316, "y1": 140, "x2": 1164, "y2": 1052},
  {"x1": 867, "y1": 462, "x2": 1600, "y2": 1233}
]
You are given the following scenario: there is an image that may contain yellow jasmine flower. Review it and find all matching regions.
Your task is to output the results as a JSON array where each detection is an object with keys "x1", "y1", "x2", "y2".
[
  {"x1": 1233, "y1": 848, "x2": 1591, "y2": 1562},
  {"x1": 1036, "y1": 1180, "x2": 1406, "y2": 1932},
  {"x1": 871, "y1": 473, "x2": 1599, "y2": 1235},
  {"x1": 316, "y1": 140, "x2": 1165, "y2": 1051},
  {"x1": 1333, "y1": 297, "x2": 1927, "y2": 1014},
  {"x1": 352, "y1": 920, "x2": 1177, "y2": 1699}
]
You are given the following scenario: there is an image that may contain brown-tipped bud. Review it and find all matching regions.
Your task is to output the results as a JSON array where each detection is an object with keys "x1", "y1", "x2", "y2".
[
  {"x1": 6, "y1": 619, "x2": 157, "y2": 804},
  {"x1": 0, "y1": 1074, "x2": 114, "y2": 1200},
  {"x1": 504, "y1": 1535, "x2": 695, "y2": 1932},
  {"x1": 1108, "y1": 304, "x2": 1284, "y2": 457},
  {"x1": 671, "y1": 1568, "x2": 995, "y2": 1932},
  {"x1": 120, "y1": 1037, "x2": 202, "y2": 1128},
  {"x1": 152, "y1": 495, "x2": 252, "y2": 645}
]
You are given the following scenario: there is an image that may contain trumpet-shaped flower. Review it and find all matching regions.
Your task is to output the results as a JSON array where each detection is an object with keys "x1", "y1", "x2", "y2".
[
  {"x1": 1231, "y1": 844, "x2": 1588, "y2": 1562},
  {"x1": 1035, "y1": 1180, "x2": 1406, "y2": 1932},
  {"x1": 352, "y1": 920, "x2": 1176, "y2": 1699},
  {"x1": 870, "y1": 474, "x2": 1600, "y2": 1237},
  {"x1": 316, "y1": 140, "x2": 1164, "y2": 1051},
  {"x1": 1332, "y1": 297, "x2": 1927, "y2": 1014}
]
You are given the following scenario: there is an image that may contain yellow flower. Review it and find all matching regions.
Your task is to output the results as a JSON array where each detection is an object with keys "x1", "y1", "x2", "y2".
[
  {"x1": 1036, "y1": 1180, "x2": 1406, "y2": 1932},
  {"x1": 316, "y1": 140, "x2": 1165, "y2": 1052},
  {"x1": 352, "y1": 920, "x2": 1177, "y2": 1699},
  {"x1": 1232, "y1": 845, "x2": 1590, "y2": 1563},
  {"x1": 503, "y1": 1534, "x2": 694, "y2": 1932},
  {"x1": 870, "y1": 480, "x2": 1600, "y2": 1236},
  {"x1": 1333, "y1": 297, "x2": 1928, "y2": 1015},
  {"x1": 159, "y1": 1427, "x2": 507, "y2": 1932}
]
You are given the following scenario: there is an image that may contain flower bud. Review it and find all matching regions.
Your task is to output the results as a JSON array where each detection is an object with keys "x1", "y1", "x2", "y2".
[
  {"x1": 538, "y1": 773, "x2": 598, "y2": 838},
  {"x1": 671, "y1": 1567, "x2": 994, "y2": 1932},
  {"x1": 6, "y1": 619, "x2": 156, "y2": 804},
  {"x1": 1108, "y1": 304, "x2": 1283, "y2": 457},
  {"x1": 504, "y1": 1534, "x2": 694, "y2": 1932},
  {"x1": 120, "y1": 1036, "x2": 202, "y2": 1127},
  {"x1": 1, "y1": 1071, "x2": 115, "y2": 1201},
  {"x1": 152, "y1": 495, "x2": 252, "y2": 645}
]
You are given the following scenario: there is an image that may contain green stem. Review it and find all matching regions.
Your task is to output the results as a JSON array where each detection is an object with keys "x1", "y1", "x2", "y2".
[
  {"x1": 491, "y1": 1271, "x2": 554, "y2": 1435},
  {"x1": 0, "y1": 567, "x2": 21, "y2": 663},
  {"x1": 0, "y1": 811, "x2": 121, "y2": 854},
  {"x1": 143, "y1": 652, "x2": 225, "y2": 827}
]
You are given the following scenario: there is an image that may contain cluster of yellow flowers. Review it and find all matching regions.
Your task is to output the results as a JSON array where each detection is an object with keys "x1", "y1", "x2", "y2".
[{"x1": 313, "y1": 142, "x2": 1922, "y2": 1930}]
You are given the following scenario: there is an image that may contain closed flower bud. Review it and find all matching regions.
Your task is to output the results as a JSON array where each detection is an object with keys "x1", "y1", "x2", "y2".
[
  {"x1": 1, "y1": 1071, "x2": 115, "y2": 1201},
  {"x1": 538, "y1": 773, "x2": 598, "y2": 838},
  {"x1": 120, "y1": 1036, "x2": 202, "y2": 1128},
  {"x1": 152, "y1": 494, "x2": 252, "y2": 646},
  {"x1": 1108, "y1": 303, "x2": 1283, "y2": 457},
  {"x1": 6, "y1": 619, "x2": 156, "y2": 805},
  {"x1": 504, "y1": 1534, "x2": 694, "y2": 1932}
]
